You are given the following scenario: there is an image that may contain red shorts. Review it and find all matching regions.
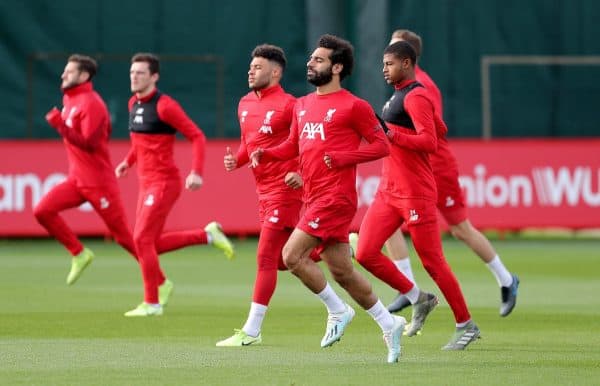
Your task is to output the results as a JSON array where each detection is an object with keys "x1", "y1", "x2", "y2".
[
  {"x1": 297, "y1": 198, "x2": 355, "y2": 246},
  {"x1": 258, "y1": 198, "x2": 302, "y2": 230},
  {"x1": 434, "y1": 169, "x2": 467, "y2": 226}
]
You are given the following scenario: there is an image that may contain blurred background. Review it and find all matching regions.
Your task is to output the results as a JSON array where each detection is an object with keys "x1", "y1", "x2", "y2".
[
  {"x1": 1, "y1": 0, "x2": 599, "y2": 236},
  {"x1": 2, "y1": 0, "x2": 599, "y2": 140}
]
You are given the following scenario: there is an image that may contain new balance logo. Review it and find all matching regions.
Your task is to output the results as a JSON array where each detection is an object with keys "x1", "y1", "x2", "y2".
[
  {"x1": 445, "y1": 196, "x2": 455, "y2": 207},
  {"x1": 99, "y1": 197, "x2": 110, "y2": 209},
  {"x1": 308, "y1": 217, "x2": 320, "y2": 229},
  {"x1": 268, "y1": 209, "x2": 280, "y2": 223},
  {"x1": 409, "y1": 209, "x2": 419, "y2": 222},
  {"x1": 144, "y1": 194, "x2": 154, "y2": 206},
  {"x1": 240, "y1": 110, "x2": 248, "y2": 123},
  {"x1": 259, "y1": 125, "x2": 272, "y2": 134},
  {"x1": 382, "y1": 95, "x2": 395, "y2": 114}
]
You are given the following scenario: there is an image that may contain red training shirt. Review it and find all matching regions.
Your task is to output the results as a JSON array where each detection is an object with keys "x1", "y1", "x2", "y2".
[
  {"x1": 124, "y1": 89, "x2": 206, "y2": 186},
  {"x1": 262, "y1": 89, "x2": 389, "y2": 208},
  {"x1": 236, "y1": 84, "x2": 302, "y2": 202},
  {"x1": 380, "y1": 79, "x2": 448, "y2": 202},
  {"x1": 53, "y1": 81, "x2": 117, "y2": 187}
]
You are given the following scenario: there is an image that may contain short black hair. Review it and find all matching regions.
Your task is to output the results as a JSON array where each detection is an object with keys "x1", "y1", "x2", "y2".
[
  {"x1": 252, "y1": 44, "x2": 287, "y2": 72},
  {"x1": 67, "y1": 54, "x2": 97, "y2": 80},
  {"x1": 131, "y1": 52, "x2": 160, "y2": 74},
  {"x1": 384, "y1": 41, "x2": 417, "y2": 66},
  {"x1": 317, "y1": 34, "x2": 354, "y2": 80}
]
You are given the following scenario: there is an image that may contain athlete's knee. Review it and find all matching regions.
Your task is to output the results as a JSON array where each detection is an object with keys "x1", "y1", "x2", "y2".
[
  {"x1": 115, "y1": 236, "x2": 137, "y2": 257},
  {"x1": 355, "y1": 238, "x2": 378, "y2": 263},
  {"x1": 33, "y1": 202, "x2": 52, "y2": 223},
  {"x1": 257, "y1": 253, "x2": 280, "y2": 271},
  {"x1": 133, "y1": 232, "x2": 154, "y2": 252},
  {"x1": 329, "y1": 265, "x2": 353, "y2": 287},
  {"x1": 449, "y1": 220, "x2": 472, "y2": 241},
  {"x1": 276, "y1": 259, "x2": 288, "y2": 271},
  {"x1": 282, "y1": 245, "x2": 300, "y2": 271}
]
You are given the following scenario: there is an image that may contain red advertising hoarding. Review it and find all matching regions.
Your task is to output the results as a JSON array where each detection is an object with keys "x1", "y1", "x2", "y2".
[{"x1": 1, "y1": 139, "x2": 599, "y2": 236}]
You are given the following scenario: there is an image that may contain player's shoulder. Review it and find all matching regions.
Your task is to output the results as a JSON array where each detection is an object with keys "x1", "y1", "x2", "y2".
[
  {"x1": 238, "y1": 91, "x2": 255, "y2": 105},
  {"x1": 282, "y1": 91, "x2": 297, "y2": 103},
  {"x1": 156, "y1": 91, "x2": 176, "y2": 104},
  {"x1": 294, "y1": 93, "x2": 311, "y2": 106},
  {"x1": 83, "y1": 90, "x2": 109, "y2": 111},
  {"x1": 407, "y1": 82, "x2": 431, "y2": 99},
  {"x1": 344, "y1": 91, "x2": 373, "y2": 111},
  {"x1": 127, "y1": 94, "x2": 137, "y2": 107}
]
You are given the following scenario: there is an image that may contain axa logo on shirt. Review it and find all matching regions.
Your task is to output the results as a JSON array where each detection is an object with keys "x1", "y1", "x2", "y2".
[
  {"x1": 258, "y1": 110, "x2": 275, "y2": 134},
  {"x1": 300, "y1": 122, "x2": 326, "y2": 140}
]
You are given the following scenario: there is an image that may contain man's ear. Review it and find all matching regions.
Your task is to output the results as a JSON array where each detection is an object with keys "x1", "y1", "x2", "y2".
[
  {"x1": 332, "y1": 63, "x2": 343, "y2": 75},
  {"x1": 79, "y1": 71, "x2": 91, "y2": 83}
]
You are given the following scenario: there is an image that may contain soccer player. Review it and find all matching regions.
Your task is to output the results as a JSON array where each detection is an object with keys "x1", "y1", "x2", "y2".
[
  {"x1": 250, "y1": 35, "x2": 406, "y2": 363},
  {"x1": 115, "y1": 53, "x2": 234, "y2": 317},
  {"x1": 216, "y1": 44, "x2": 324, "y2": 347},
  {"x1": 356, "y1": 40, "x2": 480, "y2": 350},
  {"x1": 360, "y1": 29, "x2": 519, "y2": 317},
  {"x1": 35, "y1": 54, "x2": 138, "y2": 285}
]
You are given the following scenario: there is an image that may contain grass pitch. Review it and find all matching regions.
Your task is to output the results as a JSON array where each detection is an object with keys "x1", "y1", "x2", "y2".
[{"x1": 1, "y1": 237, "x2": 599, "y2": 385}]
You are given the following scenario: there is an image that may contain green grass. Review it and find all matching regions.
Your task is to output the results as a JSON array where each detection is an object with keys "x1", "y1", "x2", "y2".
[{"x1": 1, "y1": 237, "x2": 599, "y2": 385}]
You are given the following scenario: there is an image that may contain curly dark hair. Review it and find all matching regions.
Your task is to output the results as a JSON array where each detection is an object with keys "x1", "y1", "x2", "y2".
[
  {"x1": 317, "y1": 34, "x2": 354, "y2": 80},
  {"x1": 251, "y1": 44, "x2": 287, "y2": 72},
  {"x1": 384, "y1": 41, "x2": 417, "y2": 66}
]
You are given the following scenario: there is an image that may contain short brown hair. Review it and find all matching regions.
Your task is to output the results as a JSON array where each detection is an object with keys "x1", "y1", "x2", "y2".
[
  {"x1": 67, "y1": 54, "x2": 98, "y2": 80},
  {"x1": 131, "y1": 52, "x2": 160, "y2": 74},
  {"x1": 390, "y1": 29, "x2": 422, "y2": 58}
]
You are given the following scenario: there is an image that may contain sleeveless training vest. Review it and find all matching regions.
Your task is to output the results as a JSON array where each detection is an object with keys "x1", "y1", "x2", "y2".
[
  {"x1": 128, "y1": 91, "x2": 177, "y2": 134},
  {"x1": 381, "y1": 81, "x2": 423, "y2": 130}
]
